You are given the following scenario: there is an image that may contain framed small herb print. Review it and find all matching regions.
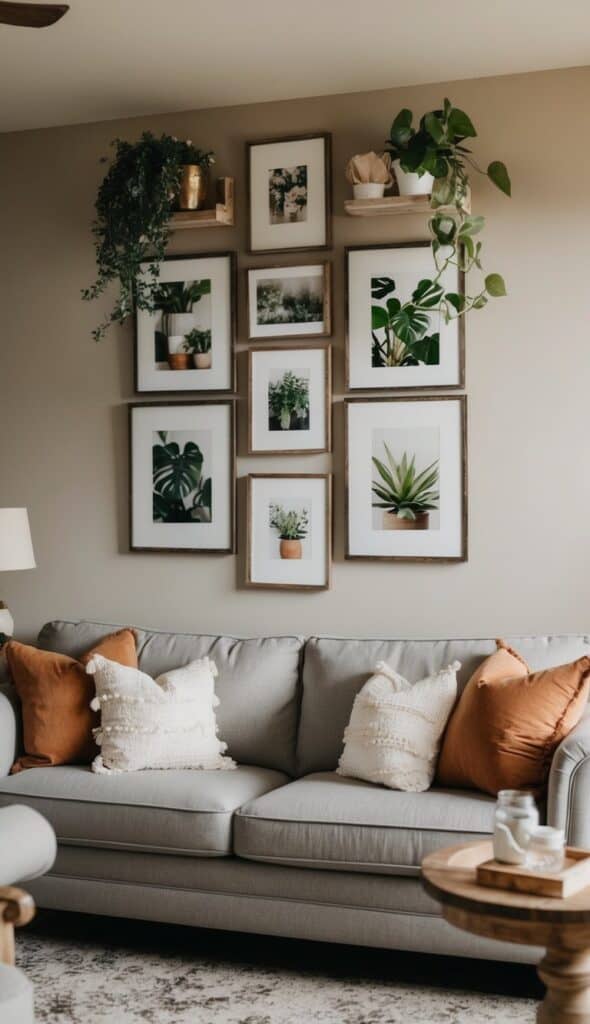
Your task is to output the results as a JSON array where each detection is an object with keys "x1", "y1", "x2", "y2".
[
  {"x1": 346, "y1": 243, "x2": 464, "y2": 391},
  {"x1": 247, "y1": 134, "x2": 331, "y2": 254},
  {"x1": 248, "y1": 343, "x2": 331, "y2": 455},
  {"x1": 345, "y1": 396, "x2": 467, "y2": 561},
  {"x1": 135, "y1": 252, "x2": 236, "y2": 393},
  {"x1": 246, "y1": 474, "x2": 332, "y2": 590},
  {"x1": 130, "y1": 401, "x2": 235, "y2": 553},
  {"x1": 247, "y1": 263, "x2": 331, "y2": 340}
]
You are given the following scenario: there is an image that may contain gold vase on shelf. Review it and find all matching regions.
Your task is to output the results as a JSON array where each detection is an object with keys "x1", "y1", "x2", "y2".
[{"x1": 178, "y1": 165, "x2": 208, "y2": 210}]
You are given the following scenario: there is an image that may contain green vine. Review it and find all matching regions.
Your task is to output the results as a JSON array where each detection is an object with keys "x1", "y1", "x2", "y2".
[{"x1": 82, "y1": 132, "x2": 214, "y2": 341}]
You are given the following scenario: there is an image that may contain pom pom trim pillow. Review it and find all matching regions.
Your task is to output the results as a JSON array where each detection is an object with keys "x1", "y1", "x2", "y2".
[
  {"x1": 436, "y1": 639, "x2": 590, "y2": 796},
  {"x1": 86, "y1": 654, "x2": 236, "y2": 773},
  {"x1": 6, "y1": 629, "x2": 138, "y2": 773},
  {"x1": 337, "y1": 660, "x2": 460, "y2": 793}
]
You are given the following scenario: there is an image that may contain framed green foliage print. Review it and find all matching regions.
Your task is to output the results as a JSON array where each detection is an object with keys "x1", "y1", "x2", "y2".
[
  {"x1": 130, "y1": 401, "x2": 235, "y2": 553},
  {"x1": 346, "y1": 243, "x2": 464, "y2": 391}
]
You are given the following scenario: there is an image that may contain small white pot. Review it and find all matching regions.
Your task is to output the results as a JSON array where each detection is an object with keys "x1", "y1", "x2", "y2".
[
  {"x1": 193, "y1": 352, "x2": 212, "y2": 369},
  {"x1": 392, "y1": 160, "x2": 434, "y2": 196},
  {"x1": 166, "y1": 335, "x2": 186, "y2": 355},
  {"x1": 167, "y1": 312, "x2": 195, "y2": 337},
  {"x1": 353, "y1": 182, "x2": 386, "y2": 200}
]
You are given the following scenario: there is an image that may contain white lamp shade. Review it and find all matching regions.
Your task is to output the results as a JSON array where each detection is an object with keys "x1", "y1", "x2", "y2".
[{"x1": 0, "y1": 509, "x2": 36, "y2": 571}]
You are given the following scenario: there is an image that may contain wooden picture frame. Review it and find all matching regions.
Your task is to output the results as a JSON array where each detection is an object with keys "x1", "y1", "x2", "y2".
[
  {"x1": 345, "y1": 395, "x2": 467, "y2": 562},
  {"x1": 247, "y1": 262, "x2": 332, "y2": 341},
  {"x1": 135, "y1": 251, "x2": 237, "y2": 395},
  {"x1": 248, "y1": 343, "x2": 332, "y2": 455},
  {"x1": 129, "y1": 400, "x2": 236, "y2": 554},
  {"x1": 246, "y1": 473, "x2": 332, "y2": 590},
  {"x1": 345, "y1": 242, "x2": 465, "y2": 392},
  {"x1": 246, "y1": 133, "x2": 332, "y2": 254}
]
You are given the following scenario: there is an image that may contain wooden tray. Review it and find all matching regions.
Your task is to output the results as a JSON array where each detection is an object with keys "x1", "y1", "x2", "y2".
[{"x1": 476, "y1": 847, "x2": 590, "y2": 899}]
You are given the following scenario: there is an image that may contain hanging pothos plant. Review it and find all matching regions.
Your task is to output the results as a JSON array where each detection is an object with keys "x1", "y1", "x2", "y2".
[
  {"x1": 82, "y1": 132, "x2": 214, "y2": 341},
  {"x1": 380, "y1": 99, "x2": 511, "y2": 344}
]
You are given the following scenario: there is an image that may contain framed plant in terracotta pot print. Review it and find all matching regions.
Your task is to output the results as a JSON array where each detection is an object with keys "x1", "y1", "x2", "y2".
[
  {"x1": 345, "y1": 396, "x2": 467, "y2": 561},
  {"x1": 247, "y1": 134, "x2": 332, "y2": 254},
  {"x1": 135, "y1": 252, "x2": 236, "y2": 393},
  {"x1": 346, "y1": 243, "x2": 464, "y2": 391},
  {"x1": 130, "y1": 401, "x2": 235, "y2": 553},
  {"x1": 248, "y1": 344, "x2": 331, "y2": 455},
  {"x1": 246, "y1": 474, "x2": 332, "y2": 589}
]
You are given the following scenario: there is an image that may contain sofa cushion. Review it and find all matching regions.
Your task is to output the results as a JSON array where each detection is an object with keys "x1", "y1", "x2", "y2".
[
  {"x1": 234, "y1": 771, "x2": 496, "y2": 876},
  {"x1": 0, "y1": 764, "x2": 287, "y2": 857},
  {"x1": 38, "y1": 621, "x2": 303, "y2": 775},
  {"x1": 296, "y1": 635, "x2": 590, "y2": 776}
]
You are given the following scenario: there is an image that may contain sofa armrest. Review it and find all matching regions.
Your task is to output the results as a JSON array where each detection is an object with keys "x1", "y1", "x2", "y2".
[{"x1": 547, "y1": 707, "x2": 590, "y2": 846}]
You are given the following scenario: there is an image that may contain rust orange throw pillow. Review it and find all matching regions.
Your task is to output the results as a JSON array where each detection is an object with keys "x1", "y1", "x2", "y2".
[
  {"x1": 7, "y1": 629, "x2": 138, "y2": 773},
  {"x1": 436, "y1": 640, "x2": 590, "y2": 795}
]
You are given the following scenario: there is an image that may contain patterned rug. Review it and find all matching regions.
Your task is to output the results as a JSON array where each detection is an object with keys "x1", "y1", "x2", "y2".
[{"x1": 17, "y1": 912, "x2": 539, "y2": 1024}]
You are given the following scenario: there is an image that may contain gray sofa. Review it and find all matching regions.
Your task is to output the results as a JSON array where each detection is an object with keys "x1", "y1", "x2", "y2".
[{"x1": 1, "y1": 620, "x2": 589, "y2": 965}]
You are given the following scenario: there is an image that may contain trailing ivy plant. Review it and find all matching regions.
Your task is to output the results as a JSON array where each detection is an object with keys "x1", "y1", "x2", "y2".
[
  {"x1": 82, "y1": 132, "x2": 214, "y2": 341},
  {"x1": 380, "y1": 99, "x2": 511, "y2": 343}
]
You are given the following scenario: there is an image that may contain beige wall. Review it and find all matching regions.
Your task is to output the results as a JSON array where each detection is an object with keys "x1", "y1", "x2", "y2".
[{"x1": 1, "y1": 66, "x2": 589, "y2": 642}]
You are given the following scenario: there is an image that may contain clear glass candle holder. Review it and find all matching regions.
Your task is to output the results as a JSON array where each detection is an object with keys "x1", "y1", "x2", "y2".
[{"x1": 526, "y1": 826, "x2": 566, "y2": 874}]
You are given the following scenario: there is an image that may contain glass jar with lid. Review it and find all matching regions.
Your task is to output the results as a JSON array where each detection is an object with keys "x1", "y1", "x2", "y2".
[
  {"x1": 526, "y1": 826, "x2": 565, "y2": 874},
  {"x1": 493, "y1": 790, "x2": 540, "y2": 863}
]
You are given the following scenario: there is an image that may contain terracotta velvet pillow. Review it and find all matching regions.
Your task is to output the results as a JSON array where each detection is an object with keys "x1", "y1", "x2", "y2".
[
  {"x1": 7, "y1": 629, "x2": 138, "y2": 773},
  {"x1": 436, "y1": 640, "x2": 590, "y2": 796}
]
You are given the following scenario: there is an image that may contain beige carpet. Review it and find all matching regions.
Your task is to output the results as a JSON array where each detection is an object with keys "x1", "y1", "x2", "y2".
[{"x1": 18, "y1": 912, "x2": 539, "y2": 1024}]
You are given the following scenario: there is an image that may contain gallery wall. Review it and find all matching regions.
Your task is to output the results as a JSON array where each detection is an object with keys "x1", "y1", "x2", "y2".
[{"x1": 1, "y1": 65, "x2": 589, "y2": 641}]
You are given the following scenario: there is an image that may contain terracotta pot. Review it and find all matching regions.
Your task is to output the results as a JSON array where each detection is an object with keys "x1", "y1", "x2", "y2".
[
  {"x1": 167, "y1": 352, "x2": 191, "y2": 370},
  {"x1": 382, "y1": 510, "x2": 430, "y2": 531},
  {"x1": 178, "y1": 165, "x2": 208, "y2": 210},
  {"x1": 279, "y1": 539, "x2": 302, "y2": 560},
  {"x1": 193, "y1": 352, "x2": 212, "y2": 369}
]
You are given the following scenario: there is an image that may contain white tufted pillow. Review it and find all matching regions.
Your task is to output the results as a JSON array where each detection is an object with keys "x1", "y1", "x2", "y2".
[
  {"x1": 86, "y1": 654, "x2": 236, "y2": 774},
  {"x1": 337, "y1": 660, "x2": 460, "y2": 793}
]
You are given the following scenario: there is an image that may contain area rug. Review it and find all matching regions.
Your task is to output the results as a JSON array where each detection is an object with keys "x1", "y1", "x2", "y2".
[{"x1": 17, "y1": 912, "x2": 538, "y2": 1024}]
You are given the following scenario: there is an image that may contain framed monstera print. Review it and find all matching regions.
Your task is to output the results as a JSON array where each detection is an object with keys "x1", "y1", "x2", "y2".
[
  {"x1": 130, "y1": 401, "x2": 235, "y2": 553},
  {"x1": 346, "y1": 243, "x2": 464, "y2": 391}
]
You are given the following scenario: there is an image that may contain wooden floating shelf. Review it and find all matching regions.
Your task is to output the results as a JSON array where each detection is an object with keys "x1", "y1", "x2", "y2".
[
  {"x1": 344, "y1": 190, "x2": 471, "y2": 218},
  {"x1": 170, "y1": 177, "x2": 234, "y2": 230}
]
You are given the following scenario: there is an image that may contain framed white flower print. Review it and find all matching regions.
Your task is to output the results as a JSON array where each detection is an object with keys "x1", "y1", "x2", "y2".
[
  {"x1": 248, "y1": 344, "x2": 331, "y2": 455},
  {"x1": 135, "y1": 252, "x2": 236, "y2": 393},
  {"x1": 345, "y1": 396, "x2": 467, "y2": 561},
  {"x1": 247, "y1": 134, "x2": 332, "y2": 254},
  {"x1": 246, "y1": 474, "x2": 332, "y2": 590},
  {"x1": 247, "y1": 263, "x2": 331, "y2": 340},
  {"x1": 130, "y1": 401, "x2": 235, "y2": 553},
  {"x1": 346, "y1": 243, "x2": 464, "y2": 391}
]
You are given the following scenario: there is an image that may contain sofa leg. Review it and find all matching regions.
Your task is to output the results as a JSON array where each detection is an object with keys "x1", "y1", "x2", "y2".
[{"x1": 0, "y1": 887, "x2": 35, "y2": 966}]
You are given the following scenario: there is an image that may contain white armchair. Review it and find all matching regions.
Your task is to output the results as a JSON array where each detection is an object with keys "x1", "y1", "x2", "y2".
[{"x1": 0, "y1": 804, "x2": 57, "y2": 1024}]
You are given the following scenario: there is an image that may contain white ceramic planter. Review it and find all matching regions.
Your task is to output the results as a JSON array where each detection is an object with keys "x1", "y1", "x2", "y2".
[
  {"x1": 353, "y1": 182, "x2": 386, "y2": 199},
  {"x1": 193, "y1": 352, "x2": 212, "y2": 369},
  {"x1": 166, "y1": 313, "x2": 195, "y2": 337},
  {"x1": 166, "y1": 335, "x2": 186, "y2": 355},
  {"x1": 392, "y1": 160, "x2": 434, "y2": 196}
]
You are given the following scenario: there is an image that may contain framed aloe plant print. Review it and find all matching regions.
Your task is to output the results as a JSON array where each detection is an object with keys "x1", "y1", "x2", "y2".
[
  {"x1": 248, "y1": 344, "x2": 331, "y2": 455},
  {"x1": 346, "y1": 243, "x2": 464, "y2": 391},
  {"x1": 135, "y1": 252, "x2": 236, "y2": 394},
  {"x1": 345, "y1": 396, "x2": 467, "y2": 561},
  {"x1": 130, "y1": 401, "x2": 235, "y2": 553}
]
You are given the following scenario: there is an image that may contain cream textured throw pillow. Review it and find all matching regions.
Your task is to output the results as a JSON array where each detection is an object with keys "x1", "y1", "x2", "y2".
[
  {"x1": 86, "y1": 654, "x2": 236, "y2": 774},
  {"x1": 337, "y1": 660, "x2": 460, "y2": 793}
]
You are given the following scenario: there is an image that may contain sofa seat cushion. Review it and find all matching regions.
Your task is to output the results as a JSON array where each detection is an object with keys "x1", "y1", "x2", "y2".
[
  {"x1": 0, "y1": 764, "x2": 287, "y2": 857},
  {"x1": 234, "y1": 772, "x2": 496, "y2": 876}
]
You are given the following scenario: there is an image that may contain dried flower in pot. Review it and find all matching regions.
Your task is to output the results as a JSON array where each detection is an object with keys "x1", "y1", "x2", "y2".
[{"x1": 345, "y1": 151, "x2": 393, "y2": 199}]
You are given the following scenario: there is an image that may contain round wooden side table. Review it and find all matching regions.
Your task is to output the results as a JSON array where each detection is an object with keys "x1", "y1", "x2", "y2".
[{"x1": 422, "y1": 840, "x2": 590, "y2": 1024}]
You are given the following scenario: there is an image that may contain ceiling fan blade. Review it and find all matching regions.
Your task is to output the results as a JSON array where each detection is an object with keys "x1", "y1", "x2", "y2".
[{"x1": 0, "y1": 2, "x2": 69, "y2": 27}]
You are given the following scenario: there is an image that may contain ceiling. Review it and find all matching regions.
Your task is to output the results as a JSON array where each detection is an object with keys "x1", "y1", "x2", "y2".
[{"x1": 1, "y1": 0, "x2": 589, "y2": 132}]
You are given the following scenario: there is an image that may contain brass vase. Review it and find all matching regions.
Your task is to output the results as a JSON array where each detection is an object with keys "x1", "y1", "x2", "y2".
[{"x1": 178, "y1": 165, "x2": 208, "y2": 210}]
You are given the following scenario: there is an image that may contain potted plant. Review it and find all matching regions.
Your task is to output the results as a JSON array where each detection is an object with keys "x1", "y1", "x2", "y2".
[
  {"x1": 372, "y1": 445, "x2": 439, "y2": 531},
  {"x1": 152, "y1": 432, "x2": 212, "y2": 523},
  {"x1": 268, "y1": 371, "x2": 310, "y2": 431},
  {"x1": 184, "y1": 328, "x2": 212, "y2": 369},
  {"x1": 82, "y1": 132, "x2": 214, "y2": 341},
  {"x1": 345, "y1": 151, "x2": 393, "y2": 199},
  {"x1": 154, "y1": 279, "x2": 211, "y2": 369},
  {"x1": 269, "y1": 504, "x2": 309, "y2": 559}
]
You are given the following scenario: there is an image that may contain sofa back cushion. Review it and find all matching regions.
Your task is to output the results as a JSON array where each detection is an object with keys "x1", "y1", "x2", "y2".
[
  {"x1": 38, "y1": 621, "x2": 303, "y2": 775},
  {"x1": 296, "y1": 635, "x2": 590, "y2": 777}
]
